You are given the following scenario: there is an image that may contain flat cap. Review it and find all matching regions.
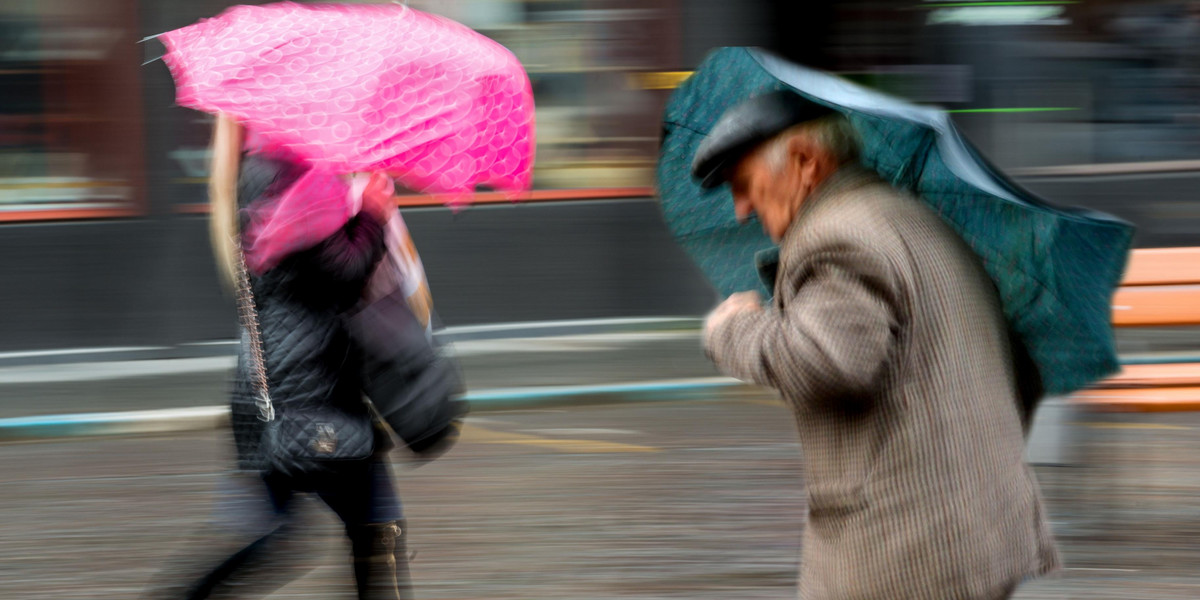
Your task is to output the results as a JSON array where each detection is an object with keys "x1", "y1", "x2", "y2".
[{"x1": 691, "y1": 90, "x2": 834, "y2": 189}]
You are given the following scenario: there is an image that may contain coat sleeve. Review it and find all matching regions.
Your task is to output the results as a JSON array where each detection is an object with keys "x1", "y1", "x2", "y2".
[
  {"x1": 306, "y1": 212, "x2": 387, "y2": 285},
  {"x1": 704, "y1": 243, "x2": 902, "y2": 406},
  {"x1": 228, "y1": 333, "x2": 267, "y2": 471}
]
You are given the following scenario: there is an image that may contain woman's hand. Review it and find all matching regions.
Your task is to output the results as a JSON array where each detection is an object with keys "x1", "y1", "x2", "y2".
[{"x1": 361, "y1": 171, "x2": 396, "y2": 223}]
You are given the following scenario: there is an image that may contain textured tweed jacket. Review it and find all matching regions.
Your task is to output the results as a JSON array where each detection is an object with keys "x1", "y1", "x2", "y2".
[{"x1": 705, "y1": 166, "x2": 1060, "y2": 600}]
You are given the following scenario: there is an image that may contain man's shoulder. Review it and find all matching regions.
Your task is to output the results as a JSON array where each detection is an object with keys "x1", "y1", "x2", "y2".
[
  {"x1": 805, "y1": 167, "x2": 960, "y2": 244},
  {"x1": 784, "y1": 170, "x2": 911, "y2": 252},
  {"x1": 820, "y1": 168, "x2": 921, "y2": 217}
]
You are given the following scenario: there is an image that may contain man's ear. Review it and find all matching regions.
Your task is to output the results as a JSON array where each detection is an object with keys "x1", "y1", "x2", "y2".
[
  {"x1": 785, "y1": 135, "x2": 809, "y2": 164},
  {"x1": 786, "y1": 135, "x2": 819, "y2": 188}
]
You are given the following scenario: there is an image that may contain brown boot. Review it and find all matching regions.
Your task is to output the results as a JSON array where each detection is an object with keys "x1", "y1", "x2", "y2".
[{"x1": 352, "y1": 520, "x2": 414, "y2": 600}]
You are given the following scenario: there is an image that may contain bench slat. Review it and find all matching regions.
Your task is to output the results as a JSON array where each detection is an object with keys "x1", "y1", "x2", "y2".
[
  {"x1": 1095, "y1": 363, "x2": 1200, "y2": 389},
  {"x1": 1112, "y1": 285, "x2": 1200, "y2": 326},
  {"x1": 1073, "y1": 248, "x2": 1200, "y2": 411},
  {"x1": 1072, "y1": 387, "x2": 1200, "y2": 413},
  {"x1": 1120, "y1": 247, "x2": 1200, "y2": 286}
]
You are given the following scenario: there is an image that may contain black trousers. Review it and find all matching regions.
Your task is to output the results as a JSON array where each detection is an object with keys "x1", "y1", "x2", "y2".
[{"x1": 144, "y1": 458, "x2": 403, "y2": 599}]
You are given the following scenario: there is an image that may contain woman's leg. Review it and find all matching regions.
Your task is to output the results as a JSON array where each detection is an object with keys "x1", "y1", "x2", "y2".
[
  {"x1": 319, "y1": 458, "x2": 412, "y2": 600},
  {"x1": 141, "y1": 470, "x2": 315, "y2": 599}
]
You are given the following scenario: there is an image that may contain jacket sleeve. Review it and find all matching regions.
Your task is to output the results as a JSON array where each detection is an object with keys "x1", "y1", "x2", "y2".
[
  {"x1": 228, "y1": 334, "x2": 267, "y2": 471},
  {"x1": 307, "y1": 212, "x2": 388, "y2": 285},
  {"x1": 704, "y1": 244, "x2": 902, "y2": 406}
]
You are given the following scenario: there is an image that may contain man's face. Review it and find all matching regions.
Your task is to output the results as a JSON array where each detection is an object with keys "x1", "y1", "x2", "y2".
[{"x1": 727, "y1": 145, "x2": 804, "y2": 243}]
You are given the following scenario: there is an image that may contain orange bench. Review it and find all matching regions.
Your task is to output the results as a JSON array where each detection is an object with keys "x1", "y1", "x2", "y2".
[{"x1": 1071, "y1": 247, "x2": 1200, "y2": 412}]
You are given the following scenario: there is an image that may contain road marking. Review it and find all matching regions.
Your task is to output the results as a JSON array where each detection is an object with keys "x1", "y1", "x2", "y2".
[
  {"x1": 447, "y1": 331, "x2": 698, "y2": 356},
  {"x1": 0, "y1": 345, "x2": 167, "y2": 360},
  {"x1": 0, "y1": 317, "x2": 703, "y2": 369},
  {"x1": 463, "y1": 417, "x2": 517, "y2": 426},
  {"x1": 520, "y1": 428, "x2": 639, "y2": 436},
  {"x1": 0, "y1": 356, "x2": 236, "y2": 384},
  {"x1": 1079, "y1": 422, "x2": 1191, "y2": 430},
  {"x1": 742, "y1": 398, "x2": 784, "y2": 408},
  {"x1": 466, "y1": 377, "x2": 743, "y2": 403},
  {"x1": 0, "y1": 406, "x2": 229, "y2": 441},
  {"x1": 440, "y1": 317, "x2": 699, "y2": 337},
  {"x1": 0, "y1": 378, "x2": 748, "y2": 441},
  {"x1": 0, "y1": 406, "x2": 228, "y2": 427},
  {"x1": 492, "y1": 438, "x2": 658, "y2": 453},
  {"x1": 461, "y1": 424, "x2": 658, "y2": 453}
]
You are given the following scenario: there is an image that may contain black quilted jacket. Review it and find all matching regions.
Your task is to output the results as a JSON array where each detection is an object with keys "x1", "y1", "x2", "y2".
[{"x1": 229, "y1": 154, "x2": 387, "y2": 470}]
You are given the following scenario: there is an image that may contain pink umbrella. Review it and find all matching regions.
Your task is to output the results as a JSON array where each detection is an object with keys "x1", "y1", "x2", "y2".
[
  {"x1": 161, "y1": 1, "x2": 534, "y2": 194},
  {"x1": 157, "y1": 2, "x2": 536, "y2": 273}
]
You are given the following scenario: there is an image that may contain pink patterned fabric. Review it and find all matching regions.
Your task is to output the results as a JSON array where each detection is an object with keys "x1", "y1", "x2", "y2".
[
  {"x1": 238, "y1": 156, "x2": 359, "y2": 274},
  {"x1": 160, "y1": 1, "x2": 535, "y2": 201}
]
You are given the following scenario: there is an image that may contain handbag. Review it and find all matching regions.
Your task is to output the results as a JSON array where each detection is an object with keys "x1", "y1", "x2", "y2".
[
  {"x1": 234, "y1": 243, "x2": 376, "y2": 480},
  {"x1": 346, "y1": 286, "x2": 467, "y2": 458}
]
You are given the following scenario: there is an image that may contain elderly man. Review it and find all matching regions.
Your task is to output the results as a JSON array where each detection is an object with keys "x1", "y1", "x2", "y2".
[{"x1": 696, "y1": 91, "x2": 1059, "y2": 599}]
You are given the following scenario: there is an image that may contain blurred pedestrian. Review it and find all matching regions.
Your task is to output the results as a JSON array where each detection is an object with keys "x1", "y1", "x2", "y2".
[
  {"x1": 142, "y1": 114, "x2": 461, "y2": 600},
  {"x1": 694, "y1": 91, "x2": 1059, "y2": 599}
]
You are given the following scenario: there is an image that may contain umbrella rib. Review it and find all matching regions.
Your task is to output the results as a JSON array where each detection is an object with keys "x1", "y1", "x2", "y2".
[{"x1": 662, "y1": 120, "x2": 709, "y2": 136}]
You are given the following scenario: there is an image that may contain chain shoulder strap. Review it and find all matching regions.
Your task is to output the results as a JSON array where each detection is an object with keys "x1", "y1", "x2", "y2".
[{"x1": 234, "y1": 241, "x2": 275, "y2": 422}]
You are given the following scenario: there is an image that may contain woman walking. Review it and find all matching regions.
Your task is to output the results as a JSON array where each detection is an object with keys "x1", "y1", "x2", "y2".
[
  {"x1": 143, "y1": 5, "x2": 533, "y2": 593},
  {"x1": 145, "y1": 114, "x2": 457, "y2": 600}
]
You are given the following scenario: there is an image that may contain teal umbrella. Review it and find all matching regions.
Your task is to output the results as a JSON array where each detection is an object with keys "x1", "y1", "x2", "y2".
[{"x1": 658, "y1": 47, "x2": 1134, "y2": 396}]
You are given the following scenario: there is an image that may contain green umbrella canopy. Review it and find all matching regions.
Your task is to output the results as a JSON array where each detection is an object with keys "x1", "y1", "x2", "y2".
[{"x1": 657, "y1": 47, "x2": 1134, "y2": 396}]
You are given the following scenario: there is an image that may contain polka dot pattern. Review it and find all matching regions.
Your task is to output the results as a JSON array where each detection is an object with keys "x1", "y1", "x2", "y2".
[{"x1": 160, "y1": 2, "x2": 535, "y2": 199}]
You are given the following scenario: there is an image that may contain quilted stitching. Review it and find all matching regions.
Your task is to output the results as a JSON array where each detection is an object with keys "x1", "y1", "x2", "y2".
[{"x1": 229, "y1": 158, "x2": 381, "y2": 472}]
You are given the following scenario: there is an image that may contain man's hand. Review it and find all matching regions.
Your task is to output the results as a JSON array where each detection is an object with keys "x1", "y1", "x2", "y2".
[{"x1": 704, "y1": 291, "x2": 763, "y2": 342}]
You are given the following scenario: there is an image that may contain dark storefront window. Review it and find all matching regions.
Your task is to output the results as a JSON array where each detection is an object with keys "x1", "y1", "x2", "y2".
[
  {"x1": 9, "y1": 0, "x2": 1199, "y2": 219},
  {"x1": 0, "y1": 1, "x2": 144, "y2": 218}
]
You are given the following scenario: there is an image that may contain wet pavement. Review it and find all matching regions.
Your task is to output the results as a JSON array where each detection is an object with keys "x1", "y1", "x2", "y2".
[{"x1": 3, "y1": 391, "x2": 1200, "y2": 599}]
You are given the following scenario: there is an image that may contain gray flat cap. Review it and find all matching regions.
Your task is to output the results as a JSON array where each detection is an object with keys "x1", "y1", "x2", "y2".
[{"x1": 691, "y1": 90, "x2": 834, "y2": 189}]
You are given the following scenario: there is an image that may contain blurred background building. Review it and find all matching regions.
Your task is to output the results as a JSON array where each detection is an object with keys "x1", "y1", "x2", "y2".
[{"x1": 2, "y1": 0, "x2": 1198, "y2": 351}]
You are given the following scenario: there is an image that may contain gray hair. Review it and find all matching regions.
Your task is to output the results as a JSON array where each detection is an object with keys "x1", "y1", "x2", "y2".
[{"x1": 763, "y1": 115, "x2": 860, "y2": 171}]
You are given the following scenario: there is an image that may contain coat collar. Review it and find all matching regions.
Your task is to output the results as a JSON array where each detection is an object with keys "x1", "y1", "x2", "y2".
[
  {"x1": 782, "y1": 163, "x2": 881, "y2": 245},
  {"x1": 757, "y1": 164, "x2": 882, "y2": 297},
  {"x1": 751, "y1": 164, "x2": 883, "y2": 295}
]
